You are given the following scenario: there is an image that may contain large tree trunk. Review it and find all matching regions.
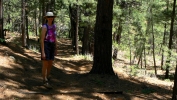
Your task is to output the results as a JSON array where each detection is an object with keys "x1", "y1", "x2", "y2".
[{"x1": 90, "y1": 0, "x2": 114, "y2": 75}]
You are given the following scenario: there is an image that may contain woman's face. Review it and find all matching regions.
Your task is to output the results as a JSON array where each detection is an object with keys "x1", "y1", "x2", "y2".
[{"x1": 47, "y1": 16, "x2": 54, "y2": 22}]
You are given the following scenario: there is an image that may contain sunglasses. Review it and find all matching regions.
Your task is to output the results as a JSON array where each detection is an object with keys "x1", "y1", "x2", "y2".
[{"x1": 47, "y1": 16, "x2": 54, "y2": 18}]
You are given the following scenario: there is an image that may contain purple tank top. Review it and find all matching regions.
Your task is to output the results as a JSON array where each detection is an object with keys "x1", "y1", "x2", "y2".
[{"x1": 43, "y1": 24, "x2": 56, "y2": 43}]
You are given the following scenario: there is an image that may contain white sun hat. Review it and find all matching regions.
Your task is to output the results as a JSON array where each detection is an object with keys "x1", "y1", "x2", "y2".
[{"x1": 44, "y1": 12, "x2": 56, "y2": 18}]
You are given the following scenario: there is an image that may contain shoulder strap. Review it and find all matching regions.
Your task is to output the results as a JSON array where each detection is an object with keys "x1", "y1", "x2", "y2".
[{"x1": 45, "y1": 24, "x2": 48, "y2": 37}]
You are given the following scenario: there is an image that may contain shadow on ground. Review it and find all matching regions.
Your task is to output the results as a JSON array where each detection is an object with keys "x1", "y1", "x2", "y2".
[{"x1": 0, "y1": 35, "x2": 172, "y2": 100}]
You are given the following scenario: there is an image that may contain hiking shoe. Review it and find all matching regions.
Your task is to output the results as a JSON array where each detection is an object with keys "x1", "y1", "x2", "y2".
[
  {"x1": 47, "y1": 77, "x2": 51, "y2": 81},
  {"x1": 43, "y1": 81, "x2": 52, "y2": 89}
]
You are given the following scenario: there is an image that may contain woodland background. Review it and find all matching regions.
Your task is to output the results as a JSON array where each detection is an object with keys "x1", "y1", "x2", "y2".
[{"x1": 0, "y1": 0, "x2": 177, "y2": 99}]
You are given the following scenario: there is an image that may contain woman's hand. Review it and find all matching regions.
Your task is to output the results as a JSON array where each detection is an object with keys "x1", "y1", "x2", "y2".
[{"x1": 41, "y1": 52, "x2": 46, "y2": 60}]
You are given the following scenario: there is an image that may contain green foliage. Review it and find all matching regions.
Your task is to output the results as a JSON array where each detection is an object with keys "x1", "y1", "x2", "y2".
[
  {"x1": 113, "y1": 41, "x2": 119, "y2": 49},
  {"x1": 0, "y1": 38, "x2": 5, "y2": 42},
  {"x1": 28, "y1": 32, "x2": 33, "y2": 36},
  {"x1": 90, "y1": 78, "x2": 104, "y2": 86},
  {"x1": 164, "y1": 79, "x2": 171, "y2": 82},
  {"x1": 73, "y1": 54, "x2": 93, "y2": 61},
  {"x1": 111, "y1": 0, "x2": 176, "y2": 73},
  {"x1": 62, "y1": 0, "x2": 96, "y2": 6},
  {"x1": 129, "y1": 65, "x2": 138, "y2": 76},
  {"x1": 141, "y1": 88, "x2": 155, "y2": 94},
  {"x1": 29, "y1": 45, "x2": 39, "y2": 53},
  {"x1": 2, "y1": 0, "x2": 177, "y2": 76}
]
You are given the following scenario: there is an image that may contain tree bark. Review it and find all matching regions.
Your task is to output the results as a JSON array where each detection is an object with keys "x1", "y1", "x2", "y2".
[
  {"x1": 75, "y1": 4, "x2": 79, "y2": 54},
  {"x1": 21, "y1": 0, "x2": 27, "y2": 47},
  {"x1": 0, "y1": 0, "x2": 4, "y2": 44},
  {"x1": 171, "y1": 0, "x2": 176, "y2": 99},
  {"x1": 162, "y1": 0, "x2": 169, "y2": 75},
  {"x1": 69, "y1": 5, "x2": 77, "y2": 51},
  {"x1": 90, "y1": 0, "x2": 114, "y2": 75},
  {"x1": 150, "y1": 7, "x2": 157, "y2": 75},
  {"x1": 165, "y1": 0, "x2": 176, "y2": 79},
  {"x1": 161, "y1": 24, "x2": 167, "y2": 70},
  {"x1": 42, "y1": 0, "x2": 45, "y2": 25},
  {"x1": 34, "y1": 1, "x2": 38, "y2": 36},
  {"x1": 82, "y1": 26, "x2": 90, "y2": 55},
  {"x1": 26, "y1": 9, "x2": 29, "y2": 48}
]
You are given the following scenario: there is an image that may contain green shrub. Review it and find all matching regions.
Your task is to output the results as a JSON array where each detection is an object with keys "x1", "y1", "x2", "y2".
[
  {"x1": 0, "y1": 38, "x2": 5, "y2": 42},
  {"x1": 130, "y1": 65, "x2": 138, "y2": 76}
]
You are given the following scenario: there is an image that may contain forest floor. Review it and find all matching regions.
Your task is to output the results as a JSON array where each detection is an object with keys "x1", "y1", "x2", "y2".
[{"x1": 0, "y1": 32, "x2": 174, "y2": 100}]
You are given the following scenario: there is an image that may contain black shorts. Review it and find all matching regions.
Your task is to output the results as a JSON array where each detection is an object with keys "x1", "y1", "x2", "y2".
[{"x1": 41, "y1": 41, "x2": 55, "y2": 60}]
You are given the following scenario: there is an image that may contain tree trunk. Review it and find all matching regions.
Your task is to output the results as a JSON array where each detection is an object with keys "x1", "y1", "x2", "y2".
[
  {"x1": 69, "y1": 5, "x2": 77, "y2": 51},
  {"x1": 82, "y1": 26, "x2": 90, "y2": 55},
  {"x1": 137, "y1": 51, "x2": 142, "y2": 66},
  {"x1": 26, "y1": 9, "x2": 29, "y2": 48},
  {"x1": 116, "y1": 23, "x2": 122, "y2": 44},
  {"x1": 161, "y1": 0, "x2": 169, "y2": 70},
  {"x1": 90, "y1": 0, "x2": 114, "y2": 75},
  {"x1": 172, "y1": 64, "x2": 177, "y2": 100},
  {"x1": 171, "y1": 0, "x2": 177, "y2": 99},
  {"x1": 151, "y1": 7, "x2": 157, "y2": 75},
  {"x1": 128, "y1": 30, "x2": 132, "y2": 65},
  {"x1": 50, "y1": 0, "x2": 55, "y2": 11},
  {"x1": 21, "y1": 0, "x2": 27, "y2": 47},
  {"x1": 35, "y1": 1, "x2": 38, "y2": 36},
  {"x1": 0, "y1": 0, "x2": 5, "y2": 44},
  {"x1": 75, "y1": 5, "x2": 79, "y2": 54},
  {"x1": 42, "y1": 0, "x2": 45, "y2": 25},
  {"x1": 143, "y1": 46, "x2": 147, "y2": 69},
  {"x1": 112, "y1": 21, "x2": 122, "y2": 60},
  {"x1": 165, "y1": 0, "x2": 176, "y2": 79},
  {"x1": 161, "y1": 24, "x2": 167, "y2": 70}
]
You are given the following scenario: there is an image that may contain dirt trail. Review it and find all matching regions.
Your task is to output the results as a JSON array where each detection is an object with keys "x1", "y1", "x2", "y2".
[{"x1": 0, "y1": 34, "x2": 173, "y2": 100}]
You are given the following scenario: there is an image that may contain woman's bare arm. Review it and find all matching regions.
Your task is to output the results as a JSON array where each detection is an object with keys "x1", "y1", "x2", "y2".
[{"x1": 41, "y1": 26, "x2": 47, "y2": 59}]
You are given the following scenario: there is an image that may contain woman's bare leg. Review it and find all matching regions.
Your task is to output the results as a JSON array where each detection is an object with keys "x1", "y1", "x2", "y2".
[
  {"x1": 47, "y1": 60, "x2": 53, "y2": 78},
  {"x1": 42, "y1": 60, "x2": 48, "y2": 81}
]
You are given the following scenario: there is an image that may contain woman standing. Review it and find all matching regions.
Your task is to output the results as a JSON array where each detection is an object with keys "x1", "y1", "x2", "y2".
[{"x1": 41, "y1": 12, "x2": 57, "y2": 88}]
